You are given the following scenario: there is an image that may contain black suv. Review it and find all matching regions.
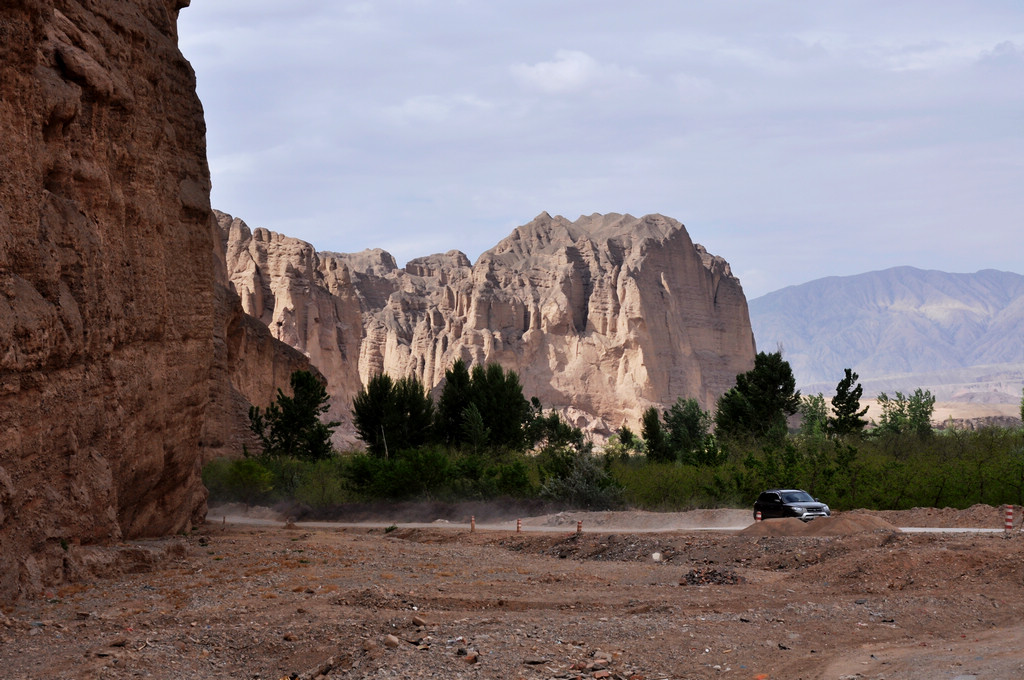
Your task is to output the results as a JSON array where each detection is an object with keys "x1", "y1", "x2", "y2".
[{"x1": 753, "y1": 489, "x2": 831, "y2": 521}]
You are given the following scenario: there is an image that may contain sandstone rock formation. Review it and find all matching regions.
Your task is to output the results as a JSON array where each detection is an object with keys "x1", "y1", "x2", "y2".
[
  {"x1": 220, "y1": 211, "x2": 756, "y2": 441},
  {"x1": 0, "y1": 0, "x2": 306, "y2": 600}
]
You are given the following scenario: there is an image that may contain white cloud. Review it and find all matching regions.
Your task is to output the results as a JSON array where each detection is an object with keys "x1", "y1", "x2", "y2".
[
  {"x1": 178, "y1": 2, "x2": 1024, "y2": 298},
  {"x1": 510, "y1": 50, "x2": 643, "y2": 95}
]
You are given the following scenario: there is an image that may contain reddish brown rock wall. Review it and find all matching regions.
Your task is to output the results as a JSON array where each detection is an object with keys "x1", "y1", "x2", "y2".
[
  {"x1": 201, "y1": 279, "x2": 318, "y2": 463},
  {"x1": 0, "y1": 0, "x2": 213, "y2": 599}
]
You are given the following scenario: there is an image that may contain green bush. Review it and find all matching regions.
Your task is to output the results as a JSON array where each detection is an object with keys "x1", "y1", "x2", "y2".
[
  {"x1": 341, "y1": 448, "x2": 453, "y2": 499},
  {"x1": 609, "y1": 461, "x2": 734, "y2": 510},
  {"x1": 202, "y1": 458, "x2": 274, "y2": 506},
  {"x1": 295, "y1": 458, "x2": 351, "y2": 507},
  {"x1": 338, "y1": 447, "x2": 536, "y2": 501},
  {"x1": 493, "y1": 459, "x2": 534, "y2": 497},
  {"x1": 201, "y1": 458, "x2": 233, "y2": 500},
  {"x1": 538, "y1": 446, "x2": 621, "y2": 509}
]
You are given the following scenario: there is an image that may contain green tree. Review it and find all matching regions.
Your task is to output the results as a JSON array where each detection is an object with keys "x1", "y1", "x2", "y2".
[
  {"x1": 602, "y1": 426, "x2": 645, "y2": 464},
  {"x1": 663, "y1": 397, "x2": 712, "y2": 465},
  {"x1": 392, "y1": 375, "x2": 436, "y2": 450},
  {"x1": 202, "y1": 458, "x2": 273, "y2": 505},
  {"x1": 351, "y1": 373, "x2": 435, "y2": 457},
  {"x1": 713, "y1": 388, "x2": 755, "y2": 442},
  {"x1": 526, "y1": 407, "x2": 586, "y2": 450},
  {"x1": 468, "y1": 363, "x2": 531, "y2": 450},
  {"x1": 248, "y1": 370, "x2": 338, "y2": 461},
  {"x1": 539, "y1": 448, "x2": 621, "y2": 509},
  {"x1": 618, "y1": 425, "x2": 641, "y2": 452},
  {"x1": 460, "y1": 403, "x2": 490, "y2": 453},
  {"x1": 351, "y1": 373, "x2": 395, "y2": 457},
  {"x1": 829, "y1": 368, "x2": 869, "y2": 437},
  {"x1": 436, "y1": 359, "x2": 473, "y2": 446},
  {"x1": 800, "y1": 393, "x2": 828, "y2": 438},
  {"x1": 714, "y1": 350, "x2": 801, "y2": 442},
  {"x1": 642, "y1": 406, "x2": 673, "y2": 462},
  {"x1": 906, "y1": 388, "x2": 936, "y2": 437},
  {"x1": 226, "y1": 459, "x2": 274, "y2": 506},
  {"x1": 875, "y1": 392, "x2": 904, "y2": 435},
  {"x1": 876, "y1": 388, "x2": 935, "y2": 437}
]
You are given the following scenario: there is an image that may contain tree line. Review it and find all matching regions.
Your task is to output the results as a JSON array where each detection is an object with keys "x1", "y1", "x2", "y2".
[
  {"x1": 203, "y1": 352, "x2": 1024, "y2": 513},
  {"x1": 640, "y1": 351, "x2": 944, "y2": 464}
]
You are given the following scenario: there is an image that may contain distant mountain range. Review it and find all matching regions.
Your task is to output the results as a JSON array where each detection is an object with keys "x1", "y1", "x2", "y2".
[{"x1": 748, "y1": 267, "x2": 1024, "y2": 408}]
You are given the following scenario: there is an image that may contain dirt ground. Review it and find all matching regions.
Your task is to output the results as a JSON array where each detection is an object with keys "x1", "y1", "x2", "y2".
[{"x1": 4, "y1": 505, "x2": 1024, "y2": 679}]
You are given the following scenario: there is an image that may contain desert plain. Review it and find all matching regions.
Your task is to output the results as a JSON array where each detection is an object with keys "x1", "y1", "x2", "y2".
[{"x1": 3, "y1": 505, "x2": 1024, "y2": 680}]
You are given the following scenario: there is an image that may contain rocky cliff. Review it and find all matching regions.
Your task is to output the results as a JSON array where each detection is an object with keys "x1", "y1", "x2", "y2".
[
  {"x1": 0, "y1": 0, "x2": 304, "y2": 600},
  {"x1": 220, "y1": 211, "x2": 756, "y2": 440},
  {"x1": 201, "y1": 279, "x2": 317, "y2": 463}
]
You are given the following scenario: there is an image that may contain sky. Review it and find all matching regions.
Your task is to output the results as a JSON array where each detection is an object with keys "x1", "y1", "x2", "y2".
[{"x1": 178, "y1": 1, "x2": 1023, "y2": 299}]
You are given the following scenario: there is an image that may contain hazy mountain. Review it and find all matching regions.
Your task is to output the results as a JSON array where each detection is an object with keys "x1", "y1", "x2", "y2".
[{"x1": 749, "y1": 267, "x2": 1024, "y2": 404}]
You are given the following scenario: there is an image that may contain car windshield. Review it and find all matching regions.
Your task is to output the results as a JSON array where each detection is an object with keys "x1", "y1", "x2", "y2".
[{"x1": 782, "y1": 491, "x2": 814, "y2": 503}]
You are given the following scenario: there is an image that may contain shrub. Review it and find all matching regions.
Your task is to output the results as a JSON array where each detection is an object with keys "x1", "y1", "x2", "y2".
[
  {"x1": 342, "y1": 447, "x2": 453, "y2": 499},
  {"x1": 610, "y1": 461, "x2": 713, "y2": 510},
  {"x1": 538, "y1": 447, "x2": 621, "y2": 509},
  {"x1": 202, "y1": 458, "x2": 274, "y2": 506},
  {"x1": 294, "y1": 458, "x2": 350, "y2": 507}
]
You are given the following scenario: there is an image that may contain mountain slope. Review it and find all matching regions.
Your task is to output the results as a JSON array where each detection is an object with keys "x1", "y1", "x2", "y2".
[{"x1": 749, "y1": 267, "x2": 1024, "y2": 402}]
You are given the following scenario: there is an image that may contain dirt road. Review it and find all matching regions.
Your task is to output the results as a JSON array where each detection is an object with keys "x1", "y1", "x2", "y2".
[{"x1": 3, "y1": 505, "x2": 1023, "y2": 679}]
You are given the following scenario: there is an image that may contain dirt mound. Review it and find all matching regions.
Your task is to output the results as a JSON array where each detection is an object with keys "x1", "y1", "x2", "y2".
[
  {"x1": 867, "y1": 503, "x2": 1007, "y2": 528},
  {"x1": 738, "y1": 512, "x2": 898, "y2": 537}
]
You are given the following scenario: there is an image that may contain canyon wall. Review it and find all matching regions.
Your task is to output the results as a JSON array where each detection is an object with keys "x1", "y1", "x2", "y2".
[
  {"x1": 201, "y1": 280, "x2": 318, "y2": 464},
  {"x1": 220, "y1": 211, "x2": 757, "y2": 441},
  {"x1": 0, "y1": 0, "x2": 304, "y2": 600}
]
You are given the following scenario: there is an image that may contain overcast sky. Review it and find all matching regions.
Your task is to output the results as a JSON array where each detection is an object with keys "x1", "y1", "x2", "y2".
[{"x1": 178, "y1": 1, "x2": 1023, "y2": 299}]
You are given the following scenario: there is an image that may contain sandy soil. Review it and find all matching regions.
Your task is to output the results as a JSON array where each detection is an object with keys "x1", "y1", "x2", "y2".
[{"x1": 3, "y1": 505, "x2": 1024, "y2": 679}]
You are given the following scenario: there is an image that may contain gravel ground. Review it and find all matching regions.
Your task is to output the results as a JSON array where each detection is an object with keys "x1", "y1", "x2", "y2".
[{"x1": 3, "y1": 505, "x2": 1024, "y2": 679}]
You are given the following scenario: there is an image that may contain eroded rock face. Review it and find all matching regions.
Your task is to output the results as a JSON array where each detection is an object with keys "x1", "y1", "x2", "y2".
[
  {"x1": 220, "y1": 211, "x2": 756, "y2": 440},
  {"x1": 218, "y1": 213, "x2": 367, "y2": 444},
  {"x1": 200, "y1": 280, "x2": 317, "y2": 464},
  {"x1": 0, "y1": 0, "x2": 216, "y2": 600}
]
